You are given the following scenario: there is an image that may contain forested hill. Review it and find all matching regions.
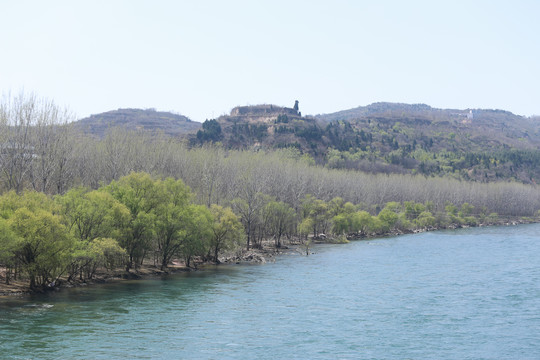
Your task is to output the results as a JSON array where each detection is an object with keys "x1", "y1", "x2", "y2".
[
  {"x1": 194, "y1": 104, "x2": 332, "y2": 157},
  {"x1": 194, "y1": 102, "x2": 540, "y2": 183},
  {"x1": 316, "y1": 102, "x2": 540, "y2": 152},
  {"x1": 74, "y1": 108, "x2": 201, "y2": 137}
]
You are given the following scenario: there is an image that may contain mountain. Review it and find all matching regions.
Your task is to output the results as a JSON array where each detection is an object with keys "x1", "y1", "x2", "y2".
[
  {"x1": 195, "y1": 102, "x2": 540, "y2": 183},
  {"x1": 196, "y1": 104, "x2": 331, "y2": 157},
  {"x1": 317, "y1": 102, "x2": 540, "y2": 152},
  {"x1": 73, "y1": 108, "x2": 201, "y2": 137}
]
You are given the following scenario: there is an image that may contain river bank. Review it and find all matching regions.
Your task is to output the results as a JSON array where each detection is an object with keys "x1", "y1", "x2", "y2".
[
  {"x1": 1, "y1": 217, "x2": 536, "y2": 297},
  {"x1": 0, "y1": 244, "x2": 293, "y2": 297}
]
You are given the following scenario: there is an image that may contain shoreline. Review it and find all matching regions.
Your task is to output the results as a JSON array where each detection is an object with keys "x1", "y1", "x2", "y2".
[
  {"x1": 0, "y1": 245, "x2": 291, "y2": 297},
  {"x1": 1, "y1": 219, "x2": 536, "y2": 298}
]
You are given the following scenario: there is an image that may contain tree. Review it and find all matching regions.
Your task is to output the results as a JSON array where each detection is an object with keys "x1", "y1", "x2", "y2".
[
  {"x1": 0, "y1": 92, "x2": 74, "y2": 194},
  {"x1": 6, "y1": 192, "x2": 75, "y2": 289},
  {"x1": 352, "y1": 210, "x2": 376, "y2": 236},
  {"x1": 0, "y1": 93, "x2": 36, "y2": 193},
  {"x1": 196, "y1": 119, "x2": 222, "y2": 143},
  {"x1": 0, "y1": 218, "x2": 18, "y2": 284},
  {"x1": 293, "y1": 100, "x2": 299, "y2": 113},
  {"x1": 153, "y1": 177, "x2": 193, "y2": 270},
  {"x1": 301, "y1": 196, "x2": 331, "y2": 237},
  {"x1": 298, "y1": 217, "x2": 313, "y2": 241},
  {"x1": 263, "y1": 200, "x2": 296, "y2": 247},
  {"x1": 231, "y1": 167, "x2": 268, "y2": 250},
  {"x1": 332, "y1": 213, "x2": 350, "y2": 235},
  {"x1": 178, "y1": 205, "x2": 213, "y2": 268},
  {"x1": 377, "y1": 208, "x2": 399, "y2": 232},
  {"x1": 58, "y1": 187, "x2": 130, "y2": 242},
  {"x1": 415, "y1": 211, "x2": 436, "y2": 228},
  {"x1": 29, "y1": 104, "x2": 74, "y2": 194},
  {"x1": 208, "y1": 204, "x2": 244, "y2": 262},
  {"x1": 105, "y1": 172, "x2": 163, "y2": 270},
  {"x1": 57, "y1": 187, "x2": 130, "y2": 280}
]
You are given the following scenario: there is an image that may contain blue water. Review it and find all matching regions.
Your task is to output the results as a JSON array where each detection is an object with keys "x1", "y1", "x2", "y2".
[{"x1": 1, "y1": 224, "x2": 539, "y2": 359}]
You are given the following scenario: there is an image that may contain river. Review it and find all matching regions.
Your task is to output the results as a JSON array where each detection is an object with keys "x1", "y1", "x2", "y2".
[{"x1": 1, "y1": 224, "x2": 539, "y2": 359}]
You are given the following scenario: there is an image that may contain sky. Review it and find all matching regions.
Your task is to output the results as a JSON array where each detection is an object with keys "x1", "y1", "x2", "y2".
[{"x1": 1, "y1": 0, "x2": 539, "y2": 122}]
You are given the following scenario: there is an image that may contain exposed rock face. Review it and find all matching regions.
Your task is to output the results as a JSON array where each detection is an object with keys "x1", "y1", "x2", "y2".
[{"x1": 230, "y1": 105, "x2": 298, "y2": 117}]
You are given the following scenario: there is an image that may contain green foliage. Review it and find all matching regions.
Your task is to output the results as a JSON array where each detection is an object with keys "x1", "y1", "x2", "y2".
[
  {"x1": 208, "y1": 204, "x2": 244, "y2": 262},
  {"x1": 180, "y1": 205, "x2": 213, "y2": 268},
  {"x1": 0, "y1": 218, "x2": 18, "y2": 270},
  {"x1": 89, "y1": 237, "x2": 127, "y2": 271},
  {"x1": 105, "y1": 172, "x2": 163, "y2": 270},
  {"x1": 404, "y1": 201, "x2": 426, "y2": 220},
  {"x1": 302, "y1": 197, "x2": 331, "y2": 236},
  {"x1": 153, "y1": 177, "x2": 196, "y2": 270},
  {"x1": 458, "y1": 203, "x2": 474, "y2": 218},
  {"x1": 6, "y1": 192, "x2": 75, "y2": 289},
  {"x1": 263, "y1": 200, "x2": 296, "y2": 247},
  {"x1": 377, "y1": 208, "x2": 399, "y2": 232},
  {"x1": 58, "y1": 187, "x2": 130, "y2": 241},
  {"x1": 197, "y1": 119, "x2": 222, "y2": 143},
  {"x1": 67, "y1": 237, "x2": 126, "y2": 281},
  {"x1": 353, "y1": 210, "x2": 376, "y2": 236},
  {"x1": 332, "y1": 214, "x2": 349, "y2": 235},
  {"x1": 415, "y1": 211, "x2": 436, "y2": 228},
  {"x1": 298, "y1": 217, "x2": 313, "y2": 240}
]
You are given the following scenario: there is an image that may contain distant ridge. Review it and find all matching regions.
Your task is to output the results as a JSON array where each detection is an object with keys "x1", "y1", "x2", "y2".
[
  {"x1": 315, "y1": 102, "x2": 516, "y2": 122},
  {"x1": 73, "y1": 108, "x2": 201, "y2": 137}
]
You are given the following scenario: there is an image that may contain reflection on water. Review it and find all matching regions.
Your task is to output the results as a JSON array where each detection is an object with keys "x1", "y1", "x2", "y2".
[{"x1": 1, "y1": 224, "x2": 539, "y2": 359}]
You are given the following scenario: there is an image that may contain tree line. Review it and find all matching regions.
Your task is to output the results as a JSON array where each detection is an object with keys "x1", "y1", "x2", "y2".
[
  {"x1": 0, "y1": 173, "x2": 244, "y2": 289},
  {"x1": 2, "y1": 170, "x2": 529, "y2": 290}
]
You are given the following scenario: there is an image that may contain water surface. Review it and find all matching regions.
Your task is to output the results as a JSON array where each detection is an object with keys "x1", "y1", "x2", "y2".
[{"x1": 1, "y1": 224, "x2": 539, "y2": 359}]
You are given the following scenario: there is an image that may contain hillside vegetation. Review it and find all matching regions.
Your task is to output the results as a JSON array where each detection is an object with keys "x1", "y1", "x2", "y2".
[{"x1": 195, "y1": 102, "x2": 540, "y2": 183}]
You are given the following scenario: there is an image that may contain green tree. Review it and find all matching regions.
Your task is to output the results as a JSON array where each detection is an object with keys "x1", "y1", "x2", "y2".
[
  {"x1": 352, "y1": 210, "x2": 375, "y2": 236},
  {"x1": 153, "y1": 177, "x2": 194, "y2": 270},
  {"x1": 301, "y1": 196, "x2": 331, "y2": 237},
  {"x1": 298, "y1": 217, "x2": 313, "y2": 241},
  {"x1": 263, "y1": 200, "x2": 296, "y2": 247},
  {"x1": 89, "y1": 237, "x2": 126, "y2": 271},
  {"x1": 58, "y1": 187, "x2": 130, "y2": 242},
  {"x1": 332, "y1": 213, "x2": 350, "y2": 235},
  {"x1": 415, "y1": 211, "x2": 436, "y2": 228},
  {"x1": 105, "y1": 172, "x2": 163, "y2": 270},
  {"x1": 67, "y1": 237, "x2": 126, "y2": 282},
  {"x1": 197, "y1": 119, "x2": 222, "y2": 143},
  {"x1": 377, "y1": 208, "x2": 399, "y2": 232},
  {"x1": 9, "y1": 201, "x2": 74, "y2": 289},
  {"x1": 0, "y1": 218, "x2": 18, "y2": 284},
  {"x1": 208, "y1": 204, "x2": 244, "y2": 263},
  {"x1": 179, "y1": 205, "x2": 213, "y2": 268}
]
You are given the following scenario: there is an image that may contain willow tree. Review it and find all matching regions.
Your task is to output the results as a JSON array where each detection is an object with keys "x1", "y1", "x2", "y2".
[
  {"x1": 0, "y1": 217, "x2": 18, "y2": 284},
  {"x1": 153, "y1": 177, "x2": 194, "y2": 270},
  {"x1": 104, "y1": 172, "x2": 164, "y2": 270},
  {"x1": 2, "y1": 191, "x2": 75, "y2": 289},
  {"x1": 208, "y1": 204, "x2": 244, "y2": 263}
]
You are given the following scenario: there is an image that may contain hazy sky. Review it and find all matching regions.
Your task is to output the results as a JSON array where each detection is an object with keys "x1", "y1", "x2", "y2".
[{"x1": 1, "y1": 0, "x2": 539, "y2": 122}]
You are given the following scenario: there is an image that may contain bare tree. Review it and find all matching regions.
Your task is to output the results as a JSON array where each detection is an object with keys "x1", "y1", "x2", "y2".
[
  {"x1": 29, "y1": 101, "x2": 75, "y2": 193},
  {"x1": 0, "y1": 92, "x2": 38, "y2": 193}
]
